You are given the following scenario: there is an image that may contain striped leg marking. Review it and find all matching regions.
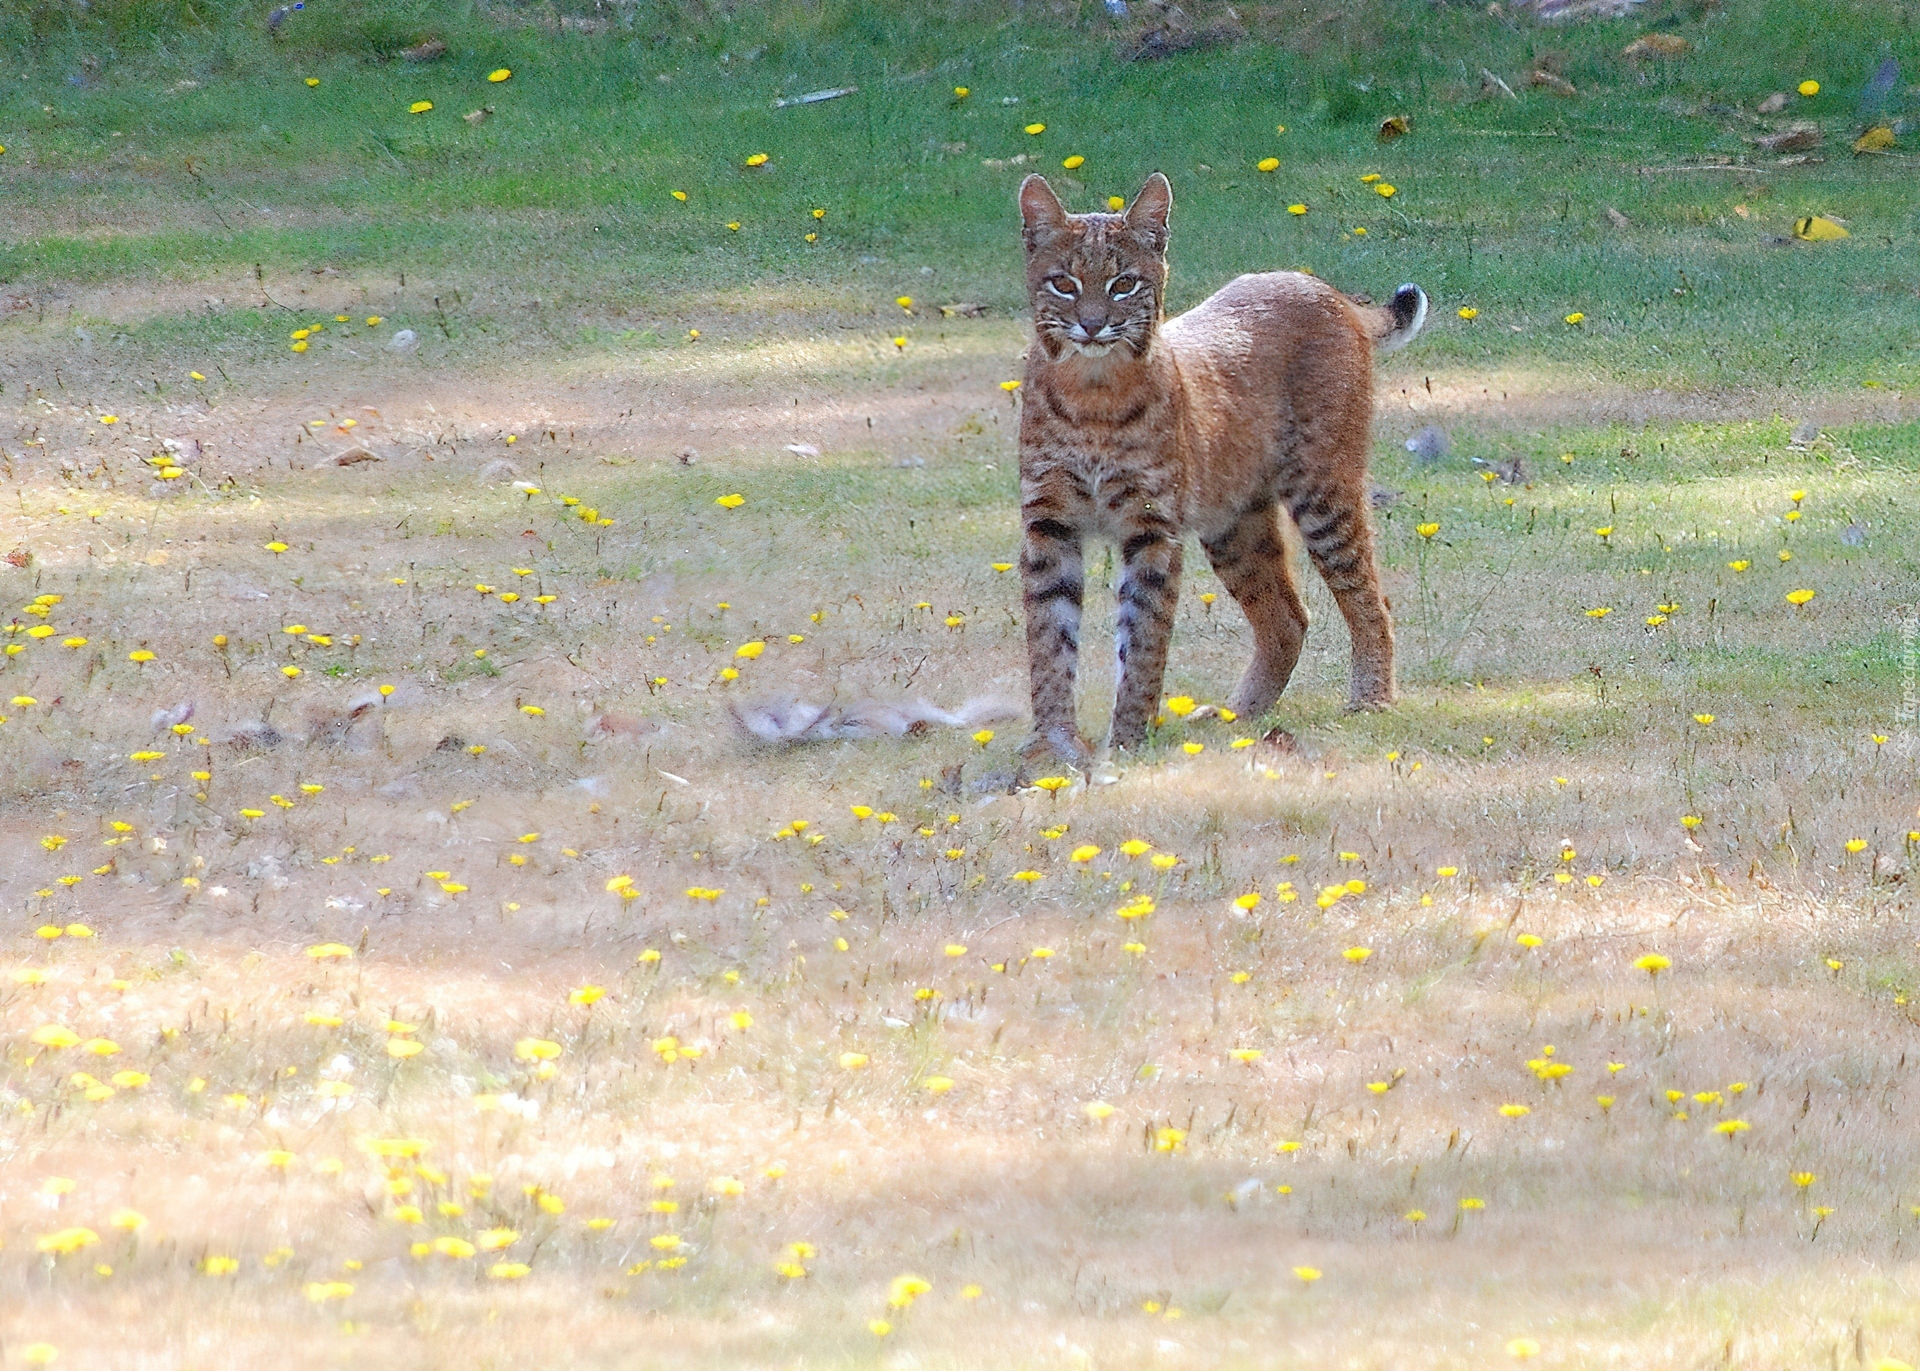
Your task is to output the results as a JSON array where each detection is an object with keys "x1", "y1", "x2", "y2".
[
  {"x1": 1020, "y1": 515, "x2": 1090, "y2": 764},
  {"x1": 1108, "y1": 526, "x2": 1183, "y2": 750},
  {"x1": 1202, "y1": 503, "x2": 1308, "y2": 721},
  {"x1": 1287, "y1": 486, "x2": 1395, "y2": 709}
]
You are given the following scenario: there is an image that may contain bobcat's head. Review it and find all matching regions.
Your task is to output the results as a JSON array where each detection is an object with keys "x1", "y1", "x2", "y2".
[{"x1": 1018, "y1": 172, "x2": 1171, "y2": 364}]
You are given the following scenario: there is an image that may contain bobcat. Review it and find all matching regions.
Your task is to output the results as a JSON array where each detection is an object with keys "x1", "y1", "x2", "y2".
[{"x1": 1015, "y1": 171, "x2": 1427, "y2": 766}]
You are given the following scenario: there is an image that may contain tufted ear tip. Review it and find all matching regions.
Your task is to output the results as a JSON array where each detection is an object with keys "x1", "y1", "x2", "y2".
[
  {"x1": 1124, "y1": 172, "x2": 1173, "y2": 249},
  {"x1": 1018, "y1": 174, "x2": 1068, "y2": 235}
]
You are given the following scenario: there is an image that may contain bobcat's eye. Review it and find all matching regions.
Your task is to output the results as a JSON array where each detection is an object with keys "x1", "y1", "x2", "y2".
[
  {"x1": 1108, "y1": 275, "x2": 1141, "y2": 300},
  {"x1": 1043, "y1": 276, "x2": 1079, "y2": 299}
]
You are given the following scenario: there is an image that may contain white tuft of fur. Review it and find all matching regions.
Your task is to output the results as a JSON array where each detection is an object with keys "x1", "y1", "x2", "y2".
[
  {"x1": 1377, "y1": 283, "x2": 1429, "y2": 355},
  {"x1": 731, "y1": 696, "x2": 1022, "y2": 744}
]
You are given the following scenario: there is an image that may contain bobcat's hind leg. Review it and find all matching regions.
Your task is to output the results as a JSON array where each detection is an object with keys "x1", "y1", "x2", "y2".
[
  {"x1": 1202, "y1": 503, "x2": 1309, "y2": 721},
  {"x1": 1287, "y1": 481, "x2": 1396, "y2": 710}
]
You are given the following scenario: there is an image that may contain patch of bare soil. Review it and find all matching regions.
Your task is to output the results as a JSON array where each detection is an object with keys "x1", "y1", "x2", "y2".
[{"x1": 5, "y1": 346, "x2": 1913, "y2": 494}]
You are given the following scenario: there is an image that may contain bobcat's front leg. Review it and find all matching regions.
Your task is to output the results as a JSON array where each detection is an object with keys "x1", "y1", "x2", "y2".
[
  {"x1": 1109, "y1": 527, "x2": 1183, "y2": 751},
  {"x1": 1020, "y1": 513, "x2": 1090, "y2": 766}
]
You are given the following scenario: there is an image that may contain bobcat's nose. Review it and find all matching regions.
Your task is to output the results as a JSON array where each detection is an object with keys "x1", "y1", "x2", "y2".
[{"x1": 1076, "y1": 314, "x2": 1109, "y2": 338}]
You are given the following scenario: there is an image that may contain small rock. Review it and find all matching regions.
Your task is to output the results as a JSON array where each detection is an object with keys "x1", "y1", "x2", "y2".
[
  {"x1": 401, "y1": 38, "x2": 447, "y2": 62},
  {"x1": 895, "y1": 455, "x2": 926, "y2": 468},
  {"x1": 308, "y1": 699, "x2": 382, "y2": 748},
  {"x1": 463, "y1": 106, "x2": 493, "y2": 126},
  {"x1": 1473, "y1": 454, "x2": 1529, "y2": 484},
  {"x1": 390, "y1": 328, "x2": 419, "y2": 352},
  {"x1": 969, "y1": 769, "x2": 1016, "y2": 794},
  {"x1": 1754, "y1": 124, "x2": 1822, "y2": 153},
  {"x1": 1529, "y1": 69, "x2": 1578, "y2": 97},
  {"x1": 150, "y1": 701, "x2": 194, "y2": 732},
  {"x1": 376, "y1": 774, "x2": 423, "y2": 800},
  {"x1": 477, "y1": 458, "x2": 518, "y2": 483},
  {"x1": 1404, "y1": 424, "x2": 1450, "y2": 464},
  {"x1": 677, "y1": 448, "x2": 697, "y2": 465},
  {"x1": 783, "y1": 443, "x2": 821, "y2": 458},
  {"x1": 1606, "y1": 207, "x2": 1633, "y2": 229},
  {"x1": 1841, "y1": 522, "x2": 1867, "y2": 547},
  {"x1": 1622, "y1": 33, "x2": 1690, "y2": 60},
  {"x1": 1757, "y1": 91, "x2": 1789, "y2": 114},
  {"x1": 1788, "y1": 420, "x2": 1821, "y2": 448},
  {"x1": 332, "y1": 446, "x2": 380, "y2": 466},
  {"x1": 246, "y1": 854, "x2": 290, "y2": 889},
  {"x1": 1853, "y1": 125, "x2": 1897, "y2": 155},
  {"x1": 222, "y1": 720, "x2": 283, "y2": 750},
  {"x1": 1261, "y1": 725, "x2": 1298, "y2": 752}
]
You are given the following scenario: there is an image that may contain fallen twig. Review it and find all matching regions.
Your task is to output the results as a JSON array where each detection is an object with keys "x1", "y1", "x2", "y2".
[{"x1": 772, "y1": 86, "x2": 857, "y2": 109}]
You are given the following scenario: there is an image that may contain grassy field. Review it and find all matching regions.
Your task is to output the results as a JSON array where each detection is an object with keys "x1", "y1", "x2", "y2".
[{"x1": 2, "y1": 1, "x2": 1920, "y2": 1367}]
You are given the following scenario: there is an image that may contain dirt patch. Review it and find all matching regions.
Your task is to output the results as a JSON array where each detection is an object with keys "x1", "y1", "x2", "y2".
[{"x1": 6, "y1": 319, "x2": 1913, "y2": 488}]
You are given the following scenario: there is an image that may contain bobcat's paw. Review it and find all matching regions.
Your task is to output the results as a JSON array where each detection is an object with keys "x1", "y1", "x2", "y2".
[{"x1": 1343, "y1": 693, "x2": 1395, "y2": 714}]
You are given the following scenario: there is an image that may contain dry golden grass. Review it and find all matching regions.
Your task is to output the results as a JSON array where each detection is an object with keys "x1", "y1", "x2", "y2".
[{"x1": 2, "y1": 310, "x2": 1917, "y2": 1370}]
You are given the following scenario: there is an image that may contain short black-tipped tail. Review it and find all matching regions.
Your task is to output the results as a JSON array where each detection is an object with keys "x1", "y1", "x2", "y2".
[{"x1": 1378, "y1": 283, "x2": 1429, "y2": 354}]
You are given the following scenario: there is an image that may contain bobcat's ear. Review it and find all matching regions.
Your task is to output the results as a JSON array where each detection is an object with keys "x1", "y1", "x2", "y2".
[
  {"x1": 1124, "y1": 172, "x2": 1173, "y2": 253},
  {"x1": 1019, "y1": 174, "x2": 1068, "y2": 250}
]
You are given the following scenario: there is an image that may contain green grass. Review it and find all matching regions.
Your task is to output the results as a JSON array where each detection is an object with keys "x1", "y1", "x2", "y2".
[
  {"x1": 6, "y1": 8, "x2": 1920, "y2": 1369},
  {"x1": 4, "y1": 0, "x2": 1919, "y2": 389}
]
